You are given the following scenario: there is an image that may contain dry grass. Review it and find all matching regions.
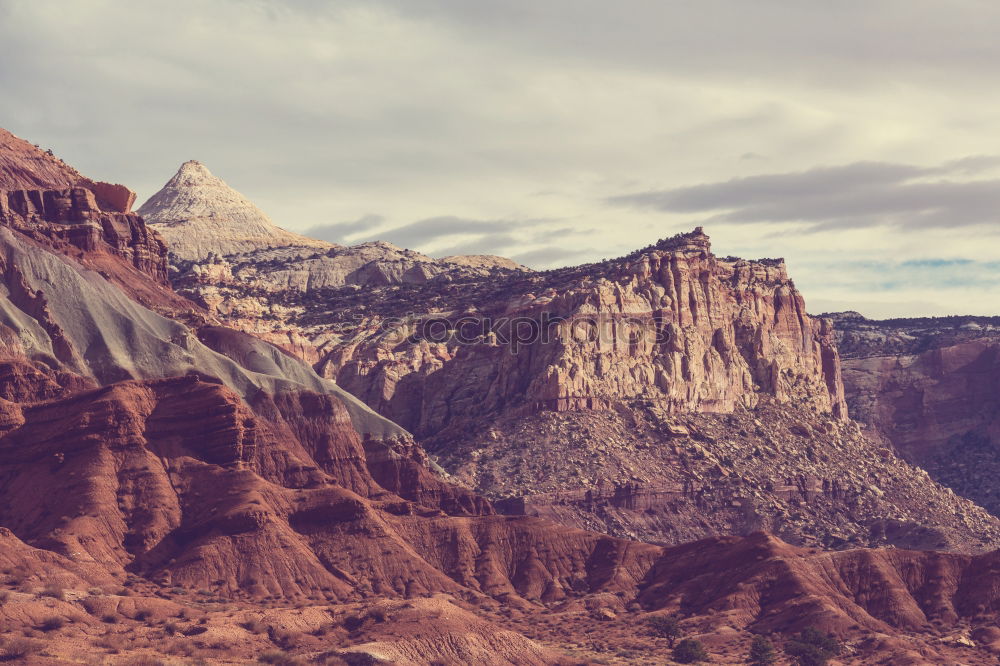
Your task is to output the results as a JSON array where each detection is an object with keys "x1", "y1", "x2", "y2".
[
  {"x1": 257, "y1": 650, "x2": 305, "y2": 666},
  {"x1": 0, "y1": 637, "x2": 42, "y2": 662},
  {"x1": 93, "y1": 633, "x2": 127, "y2": 654},
  {"x1": 38, "y1": 616, "x2": 66, "y2": 632},
  {"x1": 39, "y1": 581, "x2": 66, "y2": 601},
  {"x1": 241, "y1": 617, "x2": 268, "y2": 634}
]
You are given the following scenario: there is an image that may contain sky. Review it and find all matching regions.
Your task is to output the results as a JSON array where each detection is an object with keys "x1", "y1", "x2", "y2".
[{"x1": 3, "y1": 0, "x2": 1000, "y2": 317}]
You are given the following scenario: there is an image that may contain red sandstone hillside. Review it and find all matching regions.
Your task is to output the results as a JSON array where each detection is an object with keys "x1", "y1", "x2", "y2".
[{"x1": 3, "y1": 129, "x2": 1000, "y2": 662}]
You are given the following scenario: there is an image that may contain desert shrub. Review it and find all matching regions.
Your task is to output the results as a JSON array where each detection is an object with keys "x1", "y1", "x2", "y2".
[
  {"x1": 135, "y1": 608, "x2": 154, "y2": 622},
  {"x1": 39, "y1": 581, "x2": 66, "y2": 600},
  {"x1": 342, "y1": 613, "x2": 365, "y2": 631},
  {"x1": 785, "y1": 627, "x2": 842, "y2": 666},
  {"x1": 646, "y1": 614, "x2": 681, "y2": 647},
  {"x1": 241, "y1": 618, "x2": 268, "y2": 634},
  {"x1": 101, "y1": 612, "x2": 119, "y2": 623},
  {"x1": 38, "y1": 615, "x2": 66, "y2": 632},
  {"x1": 163, "y1": 639, "x2": 196, "y2": 657},
  {"x1": 5, "y1": 566, "x2": 28, "y2": 586},
  {"x1": 749, "y1": 634, "x2": 777, "y2": 666},
  {"x1": 258, "y1": 650, "x2": 305, "y2": 665},
  {"x1": 94, "y1": 633, "x2": 127, "y2": 653},
  {"x1": 270, "y1": 627, "x2": 304, "y2": 649},
  {"x1": 312, "y1": 623, "x2": 335, "y2": 636},
  {"x1": 0, "y1": 636, "x2": 42, "y2": 661},
  {"x1": 122, "y1": 657, "x2": 168, "y2": 666},
  {"x1": 672, "y1": 638, "x2": 709, "y2": 664},
  {"x1": 0, "y1": 591, "x2": 9, "y2": 605}
]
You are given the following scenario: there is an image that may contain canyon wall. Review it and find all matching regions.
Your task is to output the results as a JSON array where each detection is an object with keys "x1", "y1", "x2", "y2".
[
  {"x1": 323, "y1": 228, "x2": 846, "y2": 439},
  {"x1": 832, "y1": 313, "x2": 1000, "y2": 516}
]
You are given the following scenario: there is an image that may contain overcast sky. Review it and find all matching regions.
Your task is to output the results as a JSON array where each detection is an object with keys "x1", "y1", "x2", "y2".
[{"x1": 3, "y1": 0, "x2": 1000, "y2": 317}]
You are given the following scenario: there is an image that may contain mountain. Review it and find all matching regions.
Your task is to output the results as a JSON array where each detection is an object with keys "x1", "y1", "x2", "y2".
[
  {"x1": 829, "y1": 312, "x2": 1000, "y2": 518},
  {"x1": 143, "y1": 160, "x2": 533, "y2": 359},
  {"x1": 4, "y1": 129, "x2": 1000, "y2": 662},
  {"x1": 170, "y1": 219, "x2": 1000, "y2": 553},
  {"x1": 137, "y1": 160, "x2": 332, "y2": 260}
]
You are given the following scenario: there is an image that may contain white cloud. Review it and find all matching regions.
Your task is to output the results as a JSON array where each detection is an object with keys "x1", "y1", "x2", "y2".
[{"x1": 3, "y1": 0, "x2": 1000, "y2": 317}]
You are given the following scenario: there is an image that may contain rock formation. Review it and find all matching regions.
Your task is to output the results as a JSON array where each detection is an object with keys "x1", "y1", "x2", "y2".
[
  {"x1": 5, "y1": 129, "x2": 1000, "y2": 663},
  {"x1": 138, "y1": 160, "x2": 332, "y2": 260},
  {"x1": 323, "y1": 228, "x2": 847, "y2": 429},
  {"x1": 830, "y1": 312, "x2": 1000, "y2": 518},
  {"x1": 0, "y1": 128, "x2": 137, "y2": 212},
  {"x1": 166, "y1": 217, "x2": 1000, "y2": 552}
]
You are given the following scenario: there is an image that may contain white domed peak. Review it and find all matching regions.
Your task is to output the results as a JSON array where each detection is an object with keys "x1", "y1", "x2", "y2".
[{"x1": 138, "y1": 162, "x2": 332, "y2": 260}]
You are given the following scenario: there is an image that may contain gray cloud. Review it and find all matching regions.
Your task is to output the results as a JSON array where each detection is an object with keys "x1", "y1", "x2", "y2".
[
  {"x1": 305, "y1": 215, "x2": 586, "y2": 265},
  {"x1": 511, "y1": 246, "x2": 598, "y2": 268},
  {"x1": 305, "y1": 214, "x2": 384, "y2": 244},
  {"x1": 610, "y1": 159, "x2": 1000, "y2": 231},
  {"x1": 6, "y1": 0, "x2": 1000, "y2": 315}
]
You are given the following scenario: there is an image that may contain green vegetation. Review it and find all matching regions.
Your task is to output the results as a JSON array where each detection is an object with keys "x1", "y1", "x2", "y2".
[{"x1": 672, "y1": 638, "x2": 710, "y2": 663}]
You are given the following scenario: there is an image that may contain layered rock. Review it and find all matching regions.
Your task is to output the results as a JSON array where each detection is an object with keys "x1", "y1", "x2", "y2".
[
  {"x1": 0, "y1": 127, "x2": 138, "y2": 212},
  {"x1": 4, "y1": 130, "x2": 1000, "y2": 662},
  {"x1": 0, "y1": 128, "x2": 166, "y2": 291},
  {"x1": 323, "y1": 228, "x2": 846, "y2": 436},
  {"x1": 0, "y1": 187, "x2": 168, "y2": 284},
  {"x1": 142, "y1": 160, "x2": 534, "y2": 359},
  {"x1": 0, "y1": 128, "x2": 85, "y2": 191},
  {"x1": 830, "y1": 312, "x2": 1000, "y2": 517},
  {"x1": 171, "y1": 244, "x2": 531, "y2": 362},
  {"x1": 173, "y1": 226, "x2": 1000, "y2": 551}
]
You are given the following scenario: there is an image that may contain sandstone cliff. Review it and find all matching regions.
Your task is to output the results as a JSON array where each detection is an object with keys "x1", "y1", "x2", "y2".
[
  {"x1": 169, "y1": 223, "x2": 1000, "y2": 552},
  {"x1": 324, "y1": 228, "x2": 847, "y2": 432},
  {"x1": 831, "y1": 312, "x2": 1000, "y2": 518}
]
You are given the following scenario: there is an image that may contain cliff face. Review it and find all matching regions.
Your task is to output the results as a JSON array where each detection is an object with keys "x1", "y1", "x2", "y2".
[
  {"x1": 0, "y1": 187, "x2": 168, "y2": 284},
  {"x1": 167, "y1": 225, "x2": 1000, "y2": 552},
  {"x1": 0, "y1": 128, "x2": 167, "y2": 289},
  {"x1": 831, "y1": 313, "x2": 1000, "y2": 517},
  {"x1": 325, "y1": 228, "x2": 846, "y2": 437}
]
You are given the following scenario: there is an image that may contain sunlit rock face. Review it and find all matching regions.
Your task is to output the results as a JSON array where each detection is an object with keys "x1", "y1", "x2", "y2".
[{"x1": 138, "y1": 160, "x2": 332, "y2": 261}]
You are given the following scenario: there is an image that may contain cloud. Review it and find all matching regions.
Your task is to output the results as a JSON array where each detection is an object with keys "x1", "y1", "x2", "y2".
[
  {"x1": 304, "y1": 215, "x2": 587, "y2": 266},
  {"x1": 7, "y1": 1, "x2": 1000, "y2": 314},
  {"x1": 306, "y1": 214, "x2": 384, "y2": 244},
  {"x1": 511, "y1": 246, "x2": 598, "y2": 268},
  {"x1": 609, "y1": 159, "x2": 1000, "y2": 232}
]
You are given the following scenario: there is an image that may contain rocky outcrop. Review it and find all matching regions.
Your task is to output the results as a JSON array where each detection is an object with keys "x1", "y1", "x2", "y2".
[
  {"x1": 0, "y1": 188, "x2": 167, "y2": 283},
  {"x1": 440, "y1": 253, "x2": 529, "y2": 271},
  {"x1": 138, "y1": 160, "x2": 332, "y2": 260},
  {"x1": 170, "y1": 242, "x2": 532, "y2": 363},
  {"x1": 0, "y1": 128, "x2": 85, "y2": 190},
  {"x1": 323, "y1": 229, "x2": 846, "y2": 437},
  {"x1": 831, "y1": 313, "x2": 1000, "y2": 517},
  {"x1": 0, "y1": 127, "x2": 164, "y2": 290},
  {"x1": 174, "y1": 226, "x2": 1000, "y2": 551}
]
